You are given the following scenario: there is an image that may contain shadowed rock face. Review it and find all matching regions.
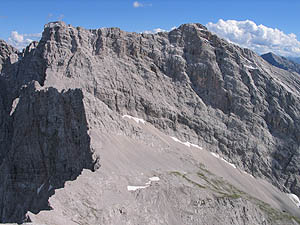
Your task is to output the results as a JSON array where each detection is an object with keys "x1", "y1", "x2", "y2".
[
  {"x1": 262, "y1": 52, "x2": 300, "y2": 75},
  {"x1": 0, "y1": 21, "x2": 300, "y2": 223},
  {"x1": 0, "y1": 41, "x2": 99, "y2": 222},
  {"x1": 0, "y1": 82, "x2": 99, "y2": 223}
]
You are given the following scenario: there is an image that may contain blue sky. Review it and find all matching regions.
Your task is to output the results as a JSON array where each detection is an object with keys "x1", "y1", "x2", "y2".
[{"x1": 1, "y1": 0, "x2": 300, "y2": 56}]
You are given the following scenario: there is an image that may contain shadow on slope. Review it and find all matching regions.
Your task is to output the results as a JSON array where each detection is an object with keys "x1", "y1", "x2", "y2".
[{"x1": 0, "y1": 83, "x2": 99, "y2": 223}]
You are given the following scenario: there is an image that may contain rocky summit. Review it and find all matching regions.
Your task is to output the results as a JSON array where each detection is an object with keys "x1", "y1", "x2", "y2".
[{"x1": 0, "y1": 21, "x2": 300, "y2": 224}]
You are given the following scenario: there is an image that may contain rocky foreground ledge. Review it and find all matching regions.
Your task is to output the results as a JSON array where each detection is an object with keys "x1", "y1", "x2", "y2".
[{"x1": 0, "y1": 21, "x2": 300, "y2": 224}]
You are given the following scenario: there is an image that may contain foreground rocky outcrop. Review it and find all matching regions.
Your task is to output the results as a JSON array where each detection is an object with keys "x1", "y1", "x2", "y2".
[
  {"x1": 0, "y1": 21, "x2": 300, "y2": 223},
  {"x1": 0, "y1": 40, "x2": 99, "y2": 222},
  {"x1": 0, "y1": 81, "x2": 99, "y2": 223}
]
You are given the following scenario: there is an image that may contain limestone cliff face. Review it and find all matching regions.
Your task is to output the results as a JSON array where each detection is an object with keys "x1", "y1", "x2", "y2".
[
  {"x1": 0, "y1": 39, "x2": 99, "y2": 222},
  {"x1": 0, "y1": 40, "x2": 19, "y2": 165},
  {"x1": 0, "y1": 21, "x2": 300, "y2": 223},
  {"x1": 36, "y1": 22, "x2": 300, "y2": 191},
  {"x1": 0, "y1": 82, "x2": 98, "y2": 222}
]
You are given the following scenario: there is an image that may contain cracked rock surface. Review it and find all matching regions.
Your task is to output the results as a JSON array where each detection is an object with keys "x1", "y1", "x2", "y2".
[{"x1": 0, "y1": 21, "x2": 300, "y2": 224}]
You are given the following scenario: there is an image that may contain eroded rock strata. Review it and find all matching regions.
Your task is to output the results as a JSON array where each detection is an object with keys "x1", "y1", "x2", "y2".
[{"x1": 0, "y1": 22, "x2": 299, "y2": 224}]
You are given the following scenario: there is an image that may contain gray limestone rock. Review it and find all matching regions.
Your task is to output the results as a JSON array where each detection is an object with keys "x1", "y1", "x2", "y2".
[
  {"x1": 0, "y1": 21, "x2": 300, "y2": 224},
  {"x1": 34, "y1": 21, "x2": 300, "y2": 193},
  {"x1": 0, "y1": 81, "x2": 99, "y2": 222}
]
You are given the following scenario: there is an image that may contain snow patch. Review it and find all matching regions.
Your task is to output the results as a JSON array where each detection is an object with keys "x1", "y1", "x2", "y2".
[
  {"x1": 210, "y1": 152, "x2": 221, "y2": 159},
  {"x1": 210, "y1": 152, "x2": 237, "y2": 169},
  {"x1": 242, "y1": 171, "x2": 254, "y2": 179},
  {"x1": 170, "y1": 137, "x2": 202, "y2": 150},
  {"x1": 48, "y1": 184, "x2": 53, "y2": 191},
  {"x1": 170, "y1": 136, "x2": 257, "y2": 179},
  {"x1": 127, "y1": 185, "x2": 148, "y2": 191},
  {"x1": 170, "y1": 136, "x2": 248, "y2": 173},
  {"x1": 122, "y1": 115, "x2": 146, "y2": 124},
  {"x1": 127, "y1": 176, "x2": 160, "y2": 192},
  {"x1": 287, "y1": 194, "x2": 300, "y2": 208},
  {"x1": 37, "y1": 183, "x2": 45, "y2": 194},
  {"x1": 190, "y1": 143, "x2": 203, "y2": 149},
  {"x1": 149, "y1": 176, "x2": 160, "y2": 182},
  {"x1": 10, "y1": 98, "x2": 19, "y2": 116},
  {"x1": 244, "y1": 65, "x2": 257, "y2": 70}
]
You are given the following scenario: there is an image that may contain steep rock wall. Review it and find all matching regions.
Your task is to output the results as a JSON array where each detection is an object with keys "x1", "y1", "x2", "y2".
[{"x1": 0, "y1": 21, "x2": 300, "y2": 222}]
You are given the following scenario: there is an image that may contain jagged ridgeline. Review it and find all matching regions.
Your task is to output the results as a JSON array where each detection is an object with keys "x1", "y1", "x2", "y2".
[{"x1": 0, "y1": 21, "x2": 299, "y2": 224}]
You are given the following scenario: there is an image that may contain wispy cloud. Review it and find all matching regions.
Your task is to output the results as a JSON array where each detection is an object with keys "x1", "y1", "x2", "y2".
[
  {"x1": 7, "y1": 31, "x2": 42, "y2": 50},
  {"x1": 133, "y1": 1, "x2": 143, "y2": 8},
  {"x1": 143, "y1": 28, "x2": 166, "y2": 34},
  {"x1": 58, "y1": 14, "x2": 64, "y2": 21},
  {"x1": 46, "y1": 13, "x2": 64, "y2": 22},
  {"x1": 23, "y1": 33, "x2": 42, "y2": 38},
  {"x1": 47, "y1": 13, "x2": 53, "y2": 22},
  {"x1": 206, "y1": 19, "x2": 300, "y2": 57},
  {"x1": 133, "y1": 1, "x2": 152, "y2": 8}
]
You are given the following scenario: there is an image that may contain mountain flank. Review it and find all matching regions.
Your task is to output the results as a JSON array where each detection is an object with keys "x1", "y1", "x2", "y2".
[
  {"x1": 0, "y1": 21, "x2": 300, "y2": 224},
  {"x1": 262, "y1": 52, "x2": 300, "y2": 74}
]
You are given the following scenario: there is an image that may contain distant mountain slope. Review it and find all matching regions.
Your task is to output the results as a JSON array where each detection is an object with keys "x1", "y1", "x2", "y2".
[
  {"x1": 262, "y1": 52, "x2": 300, "y2": 74},
  {"x1": 288, "y1": 56, "x2": 300, "y2": 65}
]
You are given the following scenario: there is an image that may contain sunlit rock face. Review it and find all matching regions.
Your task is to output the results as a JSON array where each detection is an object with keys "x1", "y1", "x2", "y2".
[{"x1": 0, "y1": 21, "x2": 300, "y2": 223}]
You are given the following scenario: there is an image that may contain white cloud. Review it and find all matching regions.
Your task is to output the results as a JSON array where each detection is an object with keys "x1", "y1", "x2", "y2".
[
  {"x1": 133, "y1": 1, "x2": 143, "y2": 8},
  {"x1": 143, "y1": 28, "x2": 166, "y2": 34},
  {"x1": 23, "y1": 33, "x2": 42, "y2": 38},
  {"x1": 143, "y1": 26, "x2": 177, "y2": 34},
  {"x1": 11, "y1": 31, "x2": 24, "y2": 43},
  {"x1": 7, "y1": 31, "x2": 42, "y2": 50},
  {"x1": 153, "y1": 28, "x2": 165, "y2": 33},
  {"x1": 206, "y1": 19, "x2": 300, "y2": 57},
  {"x1": 133, "y1": 1, "x2": 152, "y2": 8}
]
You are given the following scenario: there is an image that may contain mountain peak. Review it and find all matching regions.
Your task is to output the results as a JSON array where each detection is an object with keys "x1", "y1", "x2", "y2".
[
  {"x1": 44, "y1": 21, "x2": 68, "y2": 29},
  {"x1": 178, "y1": 23, "x2": 208, "y2": 31},
  {"x1": 262, "y1": 52, "x2": 300, "y2": 74}
]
